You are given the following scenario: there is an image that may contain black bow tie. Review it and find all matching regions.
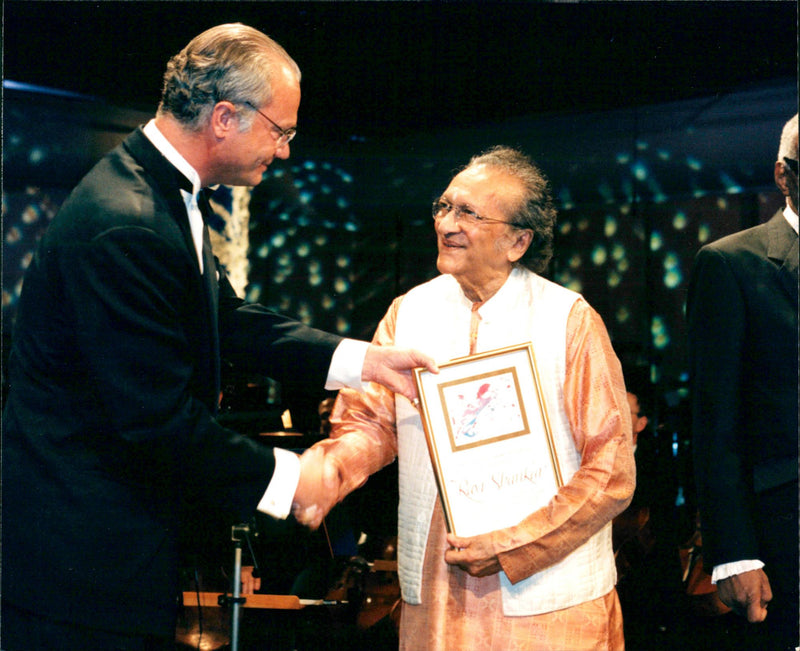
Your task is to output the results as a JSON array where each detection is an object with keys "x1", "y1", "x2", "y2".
[
  {"x1": 175, "y1": 169, "x2": 195, "y2": 195},
  {"x1": 176, "y1": 171, "x2": 216, "y2": 208}
]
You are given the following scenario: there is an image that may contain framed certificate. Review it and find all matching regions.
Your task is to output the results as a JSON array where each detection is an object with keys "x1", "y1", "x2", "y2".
[{"x1": 413, "y1": 343, "x2": 563, "y2": 537}]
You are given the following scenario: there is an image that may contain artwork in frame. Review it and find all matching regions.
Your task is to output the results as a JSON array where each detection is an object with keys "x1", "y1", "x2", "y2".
[{"x1": 413, "y1": 343, "x2": 563, "y2": 537}]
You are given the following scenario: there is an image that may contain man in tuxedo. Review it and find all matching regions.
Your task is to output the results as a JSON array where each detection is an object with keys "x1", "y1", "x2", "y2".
[
  {"x1": 1, "y1": 23, "x2": 435, "y2": 650},
  {"x1": 687, "y1": 113, "x2": 798, "y2": 650}
]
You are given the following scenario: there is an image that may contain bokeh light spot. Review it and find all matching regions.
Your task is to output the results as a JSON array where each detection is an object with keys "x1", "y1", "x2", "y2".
[
  {"x1": 650, "y1": 231, "x2": 663, "y2": 251},
  {"x1": 591, "y1": 245, "x2": 607, "y2": 266}
]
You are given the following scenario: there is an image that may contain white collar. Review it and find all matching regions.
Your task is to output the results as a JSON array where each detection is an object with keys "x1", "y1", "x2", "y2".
[
  {"x1": 142, "y1": 119, "x2": 202, "y2": 196},
  {"x1": 783, "y1": 203, "x2": 798, "y2": 235}
]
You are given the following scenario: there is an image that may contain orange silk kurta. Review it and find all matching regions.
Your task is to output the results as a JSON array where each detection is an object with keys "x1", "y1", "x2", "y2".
[{"x1": 321, "y1": 295, "x2": 635, "y2": 651}]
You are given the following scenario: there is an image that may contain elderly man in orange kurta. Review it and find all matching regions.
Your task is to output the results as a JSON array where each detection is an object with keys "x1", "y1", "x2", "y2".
[{"x1": 301, "y1": 147, "x2": 636, "y2": 650}]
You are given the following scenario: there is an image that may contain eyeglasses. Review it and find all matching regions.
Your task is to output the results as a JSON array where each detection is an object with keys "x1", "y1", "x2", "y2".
[
  {"x1": 432, "y1": 199, "x2": 522, "y2": 227},
  {"x1": 783, "y1": 157, "x2": 798, "y2": 175},
  {"x1": 244, "y1": 102, "x2": 297, "y2": 147}
]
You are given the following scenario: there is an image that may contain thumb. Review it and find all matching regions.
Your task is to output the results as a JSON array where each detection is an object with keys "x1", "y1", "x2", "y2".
[
  {"x1": 412, "y1": 351, "x2": 439, "y2": 374},
  {"x1": 299, "y1": 504, "x2": 322, "y2": 530},
  {"x1": 746, "y1": 598, "x2": 768, "y2": 623},
  {"x1": 446, "y1": 533, "x2": 466, "y2": 549}
]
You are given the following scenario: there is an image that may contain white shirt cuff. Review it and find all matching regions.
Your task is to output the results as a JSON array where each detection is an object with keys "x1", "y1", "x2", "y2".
[
  {"x1": 711, "y1": 559, "x2": 765, "y2": 584},
  {"x1": 325, "y1": 339, "x2": 369, "y2": 391},
  {"x1": 256, "y1": 448, "x2": 300, "y2": 519}
]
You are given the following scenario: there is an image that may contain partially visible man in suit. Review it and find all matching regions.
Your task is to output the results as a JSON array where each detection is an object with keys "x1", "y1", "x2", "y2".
[
  {"x1": 1, "y1": 23, "x2": 435, "y2": 651},
  {"x1": 687, "y1": 113, "x2": 798, "y2": 651}
]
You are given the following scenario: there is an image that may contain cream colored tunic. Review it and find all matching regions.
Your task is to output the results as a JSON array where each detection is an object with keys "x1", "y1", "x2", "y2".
[{"x1": 320, "y1": 272, "x2": 635, "y2": 651}]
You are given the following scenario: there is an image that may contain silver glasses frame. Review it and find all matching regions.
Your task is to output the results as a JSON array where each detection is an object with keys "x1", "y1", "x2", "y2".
[
  {"x1": 431, "y1": 199, "x2": 522, "y2": 228},
  {"x1": 244, "y1": 102, "x2": 297, "y2": 147}
]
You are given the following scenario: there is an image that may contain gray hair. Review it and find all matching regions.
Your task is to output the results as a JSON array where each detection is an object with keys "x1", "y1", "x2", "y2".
[
  {"x1": 464, "y1": 146, "x2": 556, "y2": 274},
  {"x1": 157, "y1": 23, "x2": 301, "y2": 131},
  {"x1": 778, "y1": 113, "x2": 799, "y2": 161}
]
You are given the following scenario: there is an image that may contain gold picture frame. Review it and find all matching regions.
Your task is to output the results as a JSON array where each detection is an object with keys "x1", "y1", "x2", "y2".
[{"x1": 413, "y1": 343, "x2": 563, "y2": 536}]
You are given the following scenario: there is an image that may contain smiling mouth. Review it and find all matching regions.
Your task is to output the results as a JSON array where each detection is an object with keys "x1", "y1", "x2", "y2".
[{"x1": 441, "y1": 238, "x2": 465, "y2": 249}]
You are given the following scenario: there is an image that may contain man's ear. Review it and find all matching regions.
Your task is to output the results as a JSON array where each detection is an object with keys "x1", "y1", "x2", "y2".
[
  {"x1": 507, "y1": 229, "x2": 533, "y2": 264},
  {"x1": 774, "y1": 160, "x2": 788, "y2": 195},
  {"x1": 210, "y1": 101, "x2": 238, "y2": 139}
]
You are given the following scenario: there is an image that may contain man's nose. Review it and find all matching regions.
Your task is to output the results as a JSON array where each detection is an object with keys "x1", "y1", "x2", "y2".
[{"x1": 436, "y1": 207, "x2": 462, "y2": 231}]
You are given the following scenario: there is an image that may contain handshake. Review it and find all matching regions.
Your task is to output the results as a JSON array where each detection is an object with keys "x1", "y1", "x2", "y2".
[
  {"x1": 288, "y1": 344, "x2": 437, "y2": 530},
  {"x1": 290, "y1": 445, "x2": 343, "y2": 530}
]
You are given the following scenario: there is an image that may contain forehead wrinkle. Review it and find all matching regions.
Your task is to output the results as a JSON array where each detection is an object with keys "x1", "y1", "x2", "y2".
[{"x1": 447, "y1": 167, "x2": 522, "y2": 219}]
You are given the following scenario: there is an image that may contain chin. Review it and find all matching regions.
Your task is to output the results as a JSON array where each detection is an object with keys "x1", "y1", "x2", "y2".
[
  {"x1": 436, "y1": 257, "x2": 458, "y2": 276},
  {"x1": 233, "y1": 175, "x2": 265, "y2": 188}
]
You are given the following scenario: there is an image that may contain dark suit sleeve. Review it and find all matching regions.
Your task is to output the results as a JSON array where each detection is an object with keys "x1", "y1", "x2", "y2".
[
  {"x1": 58, "y1": 223, "x2": 281, "y2": 514},
  {"x1": 215, "y1": 268, "x2": 343, "y2": 395},
  {"x1": 687, "y1": 246, "x2": 759, "y2": 567}
]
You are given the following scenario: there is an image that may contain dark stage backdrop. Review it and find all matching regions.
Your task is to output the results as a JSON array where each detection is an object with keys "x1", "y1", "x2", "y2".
[{"x1": 2, "y1": 79, "x2": 794, "y2": 440}]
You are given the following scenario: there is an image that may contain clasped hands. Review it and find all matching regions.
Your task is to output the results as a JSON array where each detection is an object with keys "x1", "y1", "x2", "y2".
[
  {"x1": 292, "y1": 344, "x2": 438, "y2": 529},
  {"x1": 292, "y1": 445, "x2": 341, "y2": 530}
]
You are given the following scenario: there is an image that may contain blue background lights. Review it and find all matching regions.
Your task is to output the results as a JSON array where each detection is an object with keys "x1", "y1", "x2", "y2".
[
  {"x1": 651, "y1": 316, "x2": 670, "y2": 351},
  {"x1": 2, "y1": 77, "x2": 792, "y2": 392},
  {"x1": 650, "y1": 231, "x2": 663, "y2": 251},
  {"x1": 591, "y1": 245, "x2": 608, "y2": 266}
]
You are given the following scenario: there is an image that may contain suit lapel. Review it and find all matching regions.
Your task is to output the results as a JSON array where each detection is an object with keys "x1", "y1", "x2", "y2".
[
  {"x1": 123, "y1": 128, "x2": 222, "y2": 411},
  {"x1": 198, "y1": 192, "x2": 222, "y2": 408},
  {"x1": 123, "y1": 129, "x2": 201, "y2": 271},
  {"x1": 766, "y1": 210, "x2": 799, "y2": 304}
]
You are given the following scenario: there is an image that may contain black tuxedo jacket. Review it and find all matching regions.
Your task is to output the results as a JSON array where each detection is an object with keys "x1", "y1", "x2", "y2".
[
  {"x1": 1, "y1": 128, "x2": 342, "y2": 636},
  {"x1": 687, "y1": 210, "x2": 798, "y2": 569}
]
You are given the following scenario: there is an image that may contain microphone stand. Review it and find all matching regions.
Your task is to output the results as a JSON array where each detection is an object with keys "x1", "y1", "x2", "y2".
[{"x1": 222, "y1": 522, "x2": 258, "y2": 651}]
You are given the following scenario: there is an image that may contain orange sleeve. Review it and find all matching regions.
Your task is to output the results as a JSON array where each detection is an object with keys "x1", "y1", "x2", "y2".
[
  {"x1": 496, "y1": 298, "x2": 636, "y2": 583},
  {"x1": 312, "y1": 296, "x2": 404, "y2": 501}
]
